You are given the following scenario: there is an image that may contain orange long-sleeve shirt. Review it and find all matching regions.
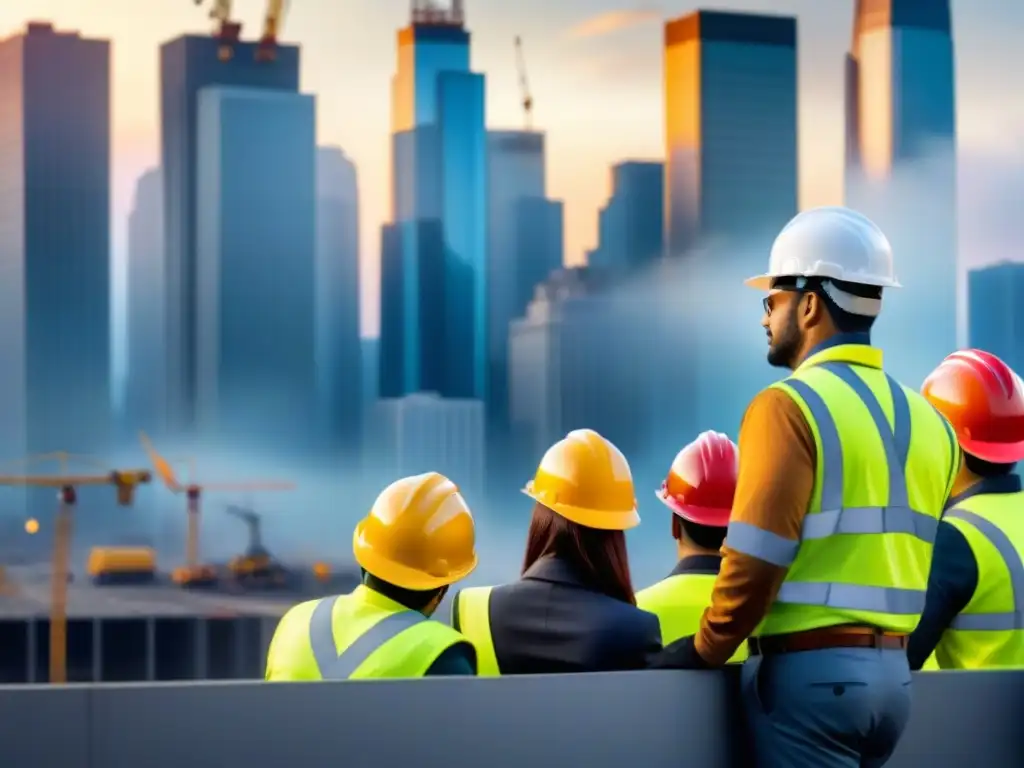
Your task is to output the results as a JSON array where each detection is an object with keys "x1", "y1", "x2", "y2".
[{"x1": 694, "y1": 387, "x2": 817, "y2": 665}]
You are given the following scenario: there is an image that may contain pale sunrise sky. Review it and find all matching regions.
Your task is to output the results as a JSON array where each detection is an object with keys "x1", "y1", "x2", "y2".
[{"x1": 2, "y1": 0, "x2": 1023, "y2": 344}]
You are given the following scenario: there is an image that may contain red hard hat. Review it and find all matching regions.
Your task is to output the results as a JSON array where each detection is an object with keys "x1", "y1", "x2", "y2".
[
  {"x1": 655, "y1": 431, "x2": 738, "y2": 528},
  {"x1": 921, "y1": 349, "x2": 1024, "y2": 463}
]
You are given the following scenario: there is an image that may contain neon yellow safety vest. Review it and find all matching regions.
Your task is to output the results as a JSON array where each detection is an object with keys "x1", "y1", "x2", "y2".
[
  {"x1": 453, "y1": 586, "x2": 501, "y2": 676},
  {"x1": 636, "y1": 572, "x2": 748, "y2": 662},
  {"x1": 265, "y1": 585, "x2": 472, "y2": 680},
  {"x1": 726, "y1": 343, "x2": 960, "y2": 636},
  {"x1": 933, "y1": 490, "x2": 1024, "y2": 668}
]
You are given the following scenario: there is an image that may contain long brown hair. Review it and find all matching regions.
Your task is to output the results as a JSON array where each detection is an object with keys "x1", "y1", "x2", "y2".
[{"x1": 521, "y1": 503, "x2": 636, "y2": 605}]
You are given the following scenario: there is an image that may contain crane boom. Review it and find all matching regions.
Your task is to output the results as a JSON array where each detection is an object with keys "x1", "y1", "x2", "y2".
[{"x1": 514, "y1": 35, "x2": 533, "y2": 130}]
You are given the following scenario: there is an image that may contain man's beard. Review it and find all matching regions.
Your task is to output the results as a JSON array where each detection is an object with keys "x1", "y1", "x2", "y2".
[{"x1": 767, "y1": 312, "x2": 801, "y2": 369}]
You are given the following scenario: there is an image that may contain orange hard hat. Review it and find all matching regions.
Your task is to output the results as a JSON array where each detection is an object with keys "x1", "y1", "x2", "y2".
[
  {"x1": 352, "y1": 472, "x2": 478, "y2": 590},
  {"x1": 921, "y1": 349, "x2": 1024, "y2": 463},
  {"x1": 655, "y1": 431, "x2": 738, "y2": 528},
  {"x1": 522, "y1": 429, "x2": 639, "y2": 530}
]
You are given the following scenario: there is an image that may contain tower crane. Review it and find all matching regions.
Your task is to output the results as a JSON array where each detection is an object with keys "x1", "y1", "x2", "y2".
[
  {"x1": 256, "y1": 0, "x2": 289, "y2": 62},
  {"x1": 139, "y1": 433, "x2": 294, "y2": 588},
  {"x1": 193, "y1": 0, "x2": 242, "y2": 61},
  {"x1": 514, "y1": 35, "x2": 533, "y2": 130},
  {"x1": 0, "y1": 452, "x2": 150, "y2": 683}
]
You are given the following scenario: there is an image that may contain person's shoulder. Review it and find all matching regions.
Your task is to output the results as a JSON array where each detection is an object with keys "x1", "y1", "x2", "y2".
[{"x1": 594, "y1": 597, "x2": 661, "y2": 642}]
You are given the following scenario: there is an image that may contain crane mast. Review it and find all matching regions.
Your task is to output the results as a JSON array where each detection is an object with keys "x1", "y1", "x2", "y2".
[
  {"x1": 194, "y1": 0, "x2": 241, "y2": 61},
  {"x1": 256, "y1": 0, "x2": 288, "y2": 61},
  {"x1": 514, "y1": 36, "x2": 533, "y2": 130}
]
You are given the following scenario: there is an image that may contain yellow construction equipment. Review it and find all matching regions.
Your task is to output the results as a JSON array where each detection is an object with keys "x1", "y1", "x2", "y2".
[
  {"x1": 87, "y1": 546, "x2": 157, "y2": 585},
  {"x1": 255, "y1": 0, "x2": 288, "y2": 62},
  {"x1": 0, "y1": 452, "x2": 150, "y2": 683},
  {"x1": 139, "y1": 433, "x2": 294, "y2": 588},
  {"x1": 224, "y1": 504, "x2": 289, "y2": 587},
  {"x1": 514, "y1": 35, "x2": 533, "y2": 130},
  {"x1": 194, "y1": 0, "x2": 242, "y2": 61}
]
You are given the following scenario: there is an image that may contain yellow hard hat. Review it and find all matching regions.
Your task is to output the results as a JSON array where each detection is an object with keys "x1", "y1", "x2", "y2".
[
  {"x1": 522, "y1": 429, "x2": 639, "y2": 530},
  {"x1": 353, "y1": 472, "x2": 478, "y2": 590}
]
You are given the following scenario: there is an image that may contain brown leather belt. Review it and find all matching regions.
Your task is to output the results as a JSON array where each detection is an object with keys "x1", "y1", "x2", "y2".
[{"x1": 748, "y1": 626, "x2": 908, "y2": 656}]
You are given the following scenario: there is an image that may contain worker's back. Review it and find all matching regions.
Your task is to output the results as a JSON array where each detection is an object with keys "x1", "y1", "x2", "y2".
[
  {"x1": 266, "y1": 585, "x2": 472, "y2": 680},
  {"x1": 758, "y1": 348, "x2": 959, "y2": 637},
  {"x1": 453, "y1": 557, "x2": 662, "y2": 675},
  {"x1": 637, "y1": 558, "x2": 747, "y2": 663},
  {"x1": 934, "y1": 488, "x2": 1024, "y2": 668}
]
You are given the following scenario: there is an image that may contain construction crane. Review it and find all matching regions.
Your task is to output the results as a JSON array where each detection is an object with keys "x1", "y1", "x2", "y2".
[
  {"x1": 255, "y1": 0, "x2": 289, "y2": 62},
  {"x1": 0, "y1": 452, "x2": 150, "y2": 683},
  {"x1": 139, "y1": 433, "x2": 294, "y2": 588},
  {"x1": 224, "y1": 504, "x2": 288, "y2": 587},
  {"x1": 514, "y1": 35, "x2": 533, "y2": 130},
  {"x1": 194, "y1": 0, "x2": 242, "y2": 61}
]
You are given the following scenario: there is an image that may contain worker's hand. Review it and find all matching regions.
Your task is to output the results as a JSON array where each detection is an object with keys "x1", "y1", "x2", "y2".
[{"x1": 646, "y1": 635, "x2": 713, "y2": 670}]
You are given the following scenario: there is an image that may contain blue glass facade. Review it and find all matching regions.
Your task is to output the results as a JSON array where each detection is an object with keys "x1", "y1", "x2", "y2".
[
  {"x1": 379, "y1": 220, "x2": 445, "y2": 398},
  {"x1": 968, "y1": 264, "x2": 1024, "y2": 374},
  {"x1": 194, "y1": 87, "x2": 317, "y2": 450},
  {"x1": 316, "y1": 147, "x2": 362, "y2": 457},
  {"x1": 846, "y1": 1, "x2": 957, "y2": 387},
  {"x1": 160, "y1": 36, "x2": 299, "y2": 436},
  {"x1": 384, "y1": 21, "x2": 487, "y2": 401},
  {"x1": 514, "y1": 198, "x2": 564, "y2": 320},
  {"x1": 438, "y1": 71, "x2": 487, "y2": 398},
  {"x1": 125, "y1": 168, "x2": 166, "y2": 439},
  {"x1": 0, "y1": 23, "x2": 112, "y2": 465},
  {"x1": 590, "y1": 162, "x2": 664, "y2": 272}
]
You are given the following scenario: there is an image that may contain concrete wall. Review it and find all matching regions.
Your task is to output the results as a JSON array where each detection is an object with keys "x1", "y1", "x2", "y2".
[{"x1": 0, "y1": 669, "x2": 1020, "y2": 767}]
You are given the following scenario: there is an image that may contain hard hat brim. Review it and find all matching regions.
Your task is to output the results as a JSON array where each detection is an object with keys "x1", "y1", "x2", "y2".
[
  {"x1": 745, "y1": 272, "x2": 902, "y2": 290},
  {"x1": 521, "y1": 488, "x2": 640, "y2": 531},
  {"x1": 352, "y1": 523, "x2": 478, "y2": 591},
  {"x1": 655, "y1": 490, "x2": 731, "y2": 528},
  {"x1": 960, "y1": 436, "x2": 1024, "y2": 465}
]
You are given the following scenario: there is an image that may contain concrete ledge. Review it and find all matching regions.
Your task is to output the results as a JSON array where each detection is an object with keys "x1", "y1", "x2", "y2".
[{"x1": 0, "y1": 670, "x2": 1021, "y2": 767}]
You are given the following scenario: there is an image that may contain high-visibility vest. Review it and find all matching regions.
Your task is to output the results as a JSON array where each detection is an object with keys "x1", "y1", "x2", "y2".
[
  {"x1": 454, "y1": 586, "x2": 501, "y2": 676},
  {"x1": 636, "y1": 573, "x2": 748, "y2": 662},
  {"x1": 725, "y1": 343, "x2": 959, "y2": 637},
  {"x1": 265, "y1": 585, "x2": 471, "y2": 680},
  {"x1": 933, "y1": 490, "x2": 1024, "y2": 668}
]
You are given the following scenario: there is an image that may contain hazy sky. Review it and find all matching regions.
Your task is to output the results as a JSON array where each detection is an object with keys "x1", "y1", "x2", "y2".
[{"x1": 2, "y1": 0, "x2": 1023, "y2": 341}]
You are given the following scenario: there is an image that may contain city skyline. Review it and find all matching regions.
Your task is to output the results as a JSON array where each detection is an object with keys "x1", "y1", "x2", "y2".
[{"x1": 2, "y1": 0, "x2": 1022, "y2": 352}]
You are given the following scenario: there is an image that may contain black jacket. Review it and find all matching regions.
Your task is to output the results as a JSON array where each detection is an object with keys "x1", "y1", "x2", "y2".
[{"x1": 452, "y1": 556, "x2": 662, "y2": 674}]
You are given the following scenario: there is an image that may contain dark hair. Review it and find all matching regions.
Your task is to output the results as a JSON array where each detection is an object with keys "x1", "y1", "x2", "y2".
[
  {"x1": 362, "y1": 570, "x2": 447, "y2": 612},
  {"x1": 673, "y1": 515, "x2": 727, "y2": 551},
  {"x1": 521, "y1": 503, "x2": 636, "y2": 605},
  {"x1": 809, "y1": 277, "x2": 881, "y2": 334},
  {"x1": 964, "y1": 453, "x2": 1016, "y2": 478}
]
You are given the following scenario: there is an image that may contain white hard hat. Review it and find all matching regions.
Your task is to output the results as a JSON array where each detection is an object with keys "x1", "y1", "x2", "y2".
[{"x1": 746, "y1": 206, "x2": 899, "y2": 316}]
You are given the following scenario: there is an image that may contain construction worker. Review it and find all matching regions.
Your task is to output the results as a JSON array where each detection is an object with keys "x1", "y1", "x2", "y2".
[
  {"x1": 637, "y1": 431, "x2": 747, "y2": 662},
  {"x1": 451, "y1": 429, "x2": 661, "y2": 674},
  {"x1": 908, "y1": 350, "x2": 1024, "y2": 669},
  {"x1": 265, "y1": 472, "x2": 479, "y2": 680},
  {"x1": 649, "y1": 206, "x2": 960, "y2": 768}
]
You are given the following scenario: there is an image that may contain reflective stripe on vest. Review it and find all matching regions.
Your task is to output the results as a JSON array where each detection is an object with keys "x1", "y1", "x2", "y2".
[
  {"x1": 309, "y1": 595, "x2": 424, "y2": 679},
  {"x1": 945, "y1": 507, "x2": 1024, "y2": 632},
  {"x1": 456, "y1": 587, "x2": 500, "y2": 676},
  {"x1": 726, "y1": 363, "x2": 936, "y2": 616}
]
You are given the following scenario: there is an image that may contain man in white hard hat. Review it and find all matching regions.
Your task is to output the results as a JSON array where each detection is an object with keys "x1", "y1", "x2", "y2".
[{"x1": 650, "y1": 206, "x2": 961, "y2": 767}]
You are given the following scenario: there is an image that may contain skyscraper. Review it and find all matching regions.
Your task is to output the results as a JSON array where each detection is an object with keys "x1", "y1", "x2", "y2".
[
  {"x1": 0, "y1": 22, "x2": 112, "y2": 462},
  {"x1": 968, "y1": 263, "x2": 1024, "y2": 374},
  {"x1": 194, "y1": 86, "x2": 317, "y2": 450},
  {"x1": 366, "y1": 392, "x2": 485, "y2": 500},
  {"x1": 382, "y1": 2, "x2": 488, "y2": 400},
  {"x1": 486, "y1": 130, "x2": 562, "y2": 431},
  {"x1": 316, "y1": 147, "x2": 362, "y2": 457},
  {"x1": 846, "y1": 0, "x2": 957, "y2": 386},
  {"x1": 663, "y1": 10, "x2": 798, "y2": 435},
  {"x1": 160, "y1": 35, "x2": 300, "y2": 436},
  {"x1": 125, "y1": 168, "x2": 166, "y2": 438},
  {"x1": 664, "y1": 11, "x2": 798, "y2": 258},
  {"x1": 589, "y1": 161, "x2": 664, "y2": 272}
]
